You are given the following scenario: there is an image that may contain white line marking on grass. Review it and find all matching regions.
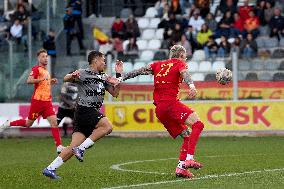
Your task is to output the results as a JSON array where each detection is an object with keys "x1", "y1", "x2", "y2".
[
  {"x1": 110, "y1": 154, "x2": 267, "y2": 175},
  {"x1": 102, "y1": 168, "x2": 284, "y2": 189}
]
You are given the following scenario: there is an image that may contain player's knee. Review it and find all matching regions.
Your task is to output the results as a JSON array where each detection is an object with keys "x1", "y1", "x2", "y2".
[
  {"x1": 105, "y1": 124, "x2": 113, "y2": 135},
  {"x1": 185, "y1": 112, "x2": 200, "y2": 127},
  {"x1": 193, "y1": 121, "x2": 204, "y2": 131}
]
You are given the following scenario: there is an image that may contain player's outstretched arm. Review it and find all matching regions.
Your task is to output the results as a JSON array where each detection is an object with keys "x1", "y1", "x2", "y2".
[
  {"x1": 64, "y1": 70, "x2": 80, "y2": 82},
  {"x1": 122, "y1": 65, "x2": 153, "y2": 81},
  {"x1": 180, "y1": 69, "x2": 197, "y2": 99}
]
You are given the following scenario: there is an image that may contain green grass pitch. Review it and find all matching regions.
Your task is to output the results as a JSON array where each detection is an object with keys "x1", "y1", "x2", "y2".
[{"x1": 0, "y1": 136, "x2": 284, "y2": 189}]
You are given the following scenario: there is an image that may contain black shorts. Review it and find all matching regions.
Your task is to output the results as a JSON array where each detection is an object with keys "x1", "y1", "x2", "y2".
[
  {"x1": 73, "y1": 105, "x2": 105, "y2": 137},
  {"x1": 57, "y1": 107, "x2": 75, "y2": 125}
]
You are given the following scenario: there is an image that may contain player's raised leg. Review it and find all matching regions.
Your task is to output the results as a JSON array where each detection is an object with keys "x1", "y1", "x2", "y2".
[
  {"x1": 183, "y1": 112, "x2": 204, "y2": 169},
  {"x1": 72, "y1": 117, "x2": 113, "y2": 162},
  {"x1": 43, "y1": 132, "x2": 86, "y2": 179}
]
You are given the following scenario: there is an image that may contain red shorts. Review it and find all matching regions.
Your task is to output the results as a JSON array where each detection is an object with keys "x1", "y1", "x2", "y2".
[
  {"x1": 155, "y1": 101, "x2": 194, "y2": 138},
  {"x1": 28, "y1": 99, "x2": 55, "y2": 120}
]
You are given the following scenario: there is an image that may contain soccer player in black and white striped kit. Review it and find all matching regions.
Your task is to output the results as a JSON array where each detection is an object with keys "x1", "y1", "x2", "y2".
[{"x1": 43, "y1": 51, "x2": 123, "y2": 179}]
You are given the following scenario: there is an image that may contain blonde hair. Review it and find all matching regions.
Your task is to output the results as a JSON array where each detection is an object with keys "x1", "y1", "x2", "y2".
[{"x1": 169, "y1": 45, "x2": 186, "y2": 59}]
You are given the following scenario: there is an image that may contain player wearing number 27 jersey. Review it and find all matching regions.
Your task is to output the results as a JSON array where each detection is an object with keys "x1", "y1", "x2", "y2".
[{"x1": 119, "y1": 45, "x2": 205, "y2": 178}]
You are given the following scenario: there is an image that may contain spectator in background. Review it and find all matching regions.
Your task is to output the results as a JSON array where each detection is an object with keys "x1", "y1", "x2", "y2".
[
  {"x1": 10, "y1": 19, "x2": 23, "y2": 44},
  {"x1": 240, "y1": 33, "x2": 258, "y2": 58},
  {"x1": 217, "y1": 35, "x2": 231, "y2": 57},
  {"x1": 43, "y1": 30, "x2": 56, "y2": 77},
  {"x1": 113, "y1": 37, "x2": 124, "y2": 60},
  {"x1": 216, "y1": 10, "x2": 233, "y2": 38},
  {"x1": 218, "y1": 0, "x2": 237, "y2": 14},
  {"x1": 179, "y1": 34, "x2": 192, "y2": 58},
  {"x1": 205, "y1": 13, "x2": 217, "y2": 32},
  {"x1": 155, "y1": 0, "x2": 168, "y2": 12},
  {"x1": 231, "y1": 36, "x2": 241, "y2": 56},
  {"x1": 243, "y1": 10, "x2": 260, "y2": 38},
  {"x1": 185, "y1": 25, "x2": 198, "y2": 52},
  {"x1": 197, "y1": 23, "x2": 212, "y2": 47},
  {"x1": 157, "y1": 3, "x2": 170, "y2": 20},
  {"x1": 170, "y1": 0, "x2": 182, "y2": 15},
  {"x1": 111, "y1": 16, "x2": 125, "y2": 39},
  {"x1": 232, "y1": 12, "x2": 244, "y2": 37},
  {"x1": 0, "y1": 9, "x2": 7, "y2": 22},
  {"x1": 63, "y1": 7, "x2": 84, "y2": 56},
  {"x1": 195, "y1": 0, "x2": 210, "y2": 18},
  {"x1": 204, "y1": 35, "x2": 218, "y2": 59},
  {"x1": 68, "y1": 0, "x2": 84, "y2": 39},
  {"x1": 14, "y1": 5, "x2": 29, "y2": 22},
  {"x1": 264, "y1": 1, "x2": 274, "y2": 23},
  {"x1": 188, "y1": 9, "x2": 205, "y2": 33},
  {"x1": 125, "y1": 37, "x2": 139, "y2": 64},
  {"x1": 269, "y1": 8, "x2": 284, "y2": 40},
  {"x1": 238, "y1": 0, "x2": 254, "y2": 21},
  {"x1": 256, "y1": 0, "x2": 267, "y2": 26},
  {"x1": 170, "y1": 23, "x2": 183, "y2": 45},
  {"x1": 125, "y1": 14, "x2": 140, "y2": 39}
]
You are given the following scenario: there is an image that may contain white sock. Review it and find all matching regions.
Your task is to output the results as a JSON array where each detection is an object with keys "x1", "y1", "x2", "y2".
[
  {"x1": 78, "y1": 138, "x2": 94, "y2": 151},
  {"x1": 177, "y1": 160, "x2": 185, "y2": 169},
  {"x1": 186, "y1": 154, "x2": 194, "y2": 160},
  {"x1": 47, "y1": 157, "x2": 64, "y2": 170}
]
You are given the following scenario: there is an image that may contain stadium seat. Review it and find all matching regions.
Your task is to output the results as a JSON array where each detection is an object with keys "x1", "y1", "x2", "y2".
[
  {"x1": 228, "y1": 38, "x2": 235, "y2": 44},
  {"x1": 212, "y1": 61, "x2": 225, "y2": 71},
  {"x1": 149, "y1": 18, "x2": 160, "y2": 28},
  {"x1": 279, "y1": 38, "x2": 284, "y2": 47},
  {"x1": 204, "y1": 73, "x2": 216, "y2": 81},
  {"x1": 279, "y1": 61, "x2": 284, "y2": 70},
  {"x1": 273, "y1": 72, "x2": 284, "y2": 81},
  {"x1": 245, "y1": 72, "x2": 258, "y2": 80},
  {"x1": 145, "y1": 7, "x2": 158, "y2": 17},
  {"x1": 140, "y1": 50, "x2": 154, "y2": 61},
  {"x1": 199, "y1": 61, "x2": 212, "y2": 72},
  {"x1": 138, "y1": 75, "x2": 152, "y2": 83},
  {"x1": 134, "y1": 7, "x2": 144, "y2": 17},
  {"x1": 120, "y1": 8, "x2": 132, "y2": 18},
  {"x1": 192, "y1": 50, "x2": 206, "y2": 61},
  {"x1": 251, "y1": 61, "x2": 264, "y2": 70},
  {"x1": 258, "y1": 72, "x2": 272, "y2": 81},
  {"x1": 264, "y1": 37, "x2": 278, "y2": 48},
  {"x1": 215, "y1": 38, "x2": 221, "y2": 45},
  {"x1": 123, "y1": 62, "x2": 133, "y2": 73},
  {"x1": 141, "y1": 29, "x2": 155, "y2": 40},
  {"x1": 188, "y1": 61, "x2": 198, "y2": 72},
  {"x1": 272, "y1": 49, "x2": 284, "y2": 59},
  {"x1": 136, "y1": 40, "x2": 148, "y2": 50},
  {"x1": 123, "y1": 40, "x2": 129, "y2": 51},
  {"x1": 155, "y1": 28, "x2": 164, "y2": 40},
  {"x1": 148, "y1": 39, "x2": 161, "y2": 49},
  {"x1": 138, "y1": 18, "x2": 150, "y2": 29},
  {"x1": 256, "y1": 37, "x2": 265, "y2": 48},
  {"x1": 239, "y1": 60, "x2": 250, "y2": 71},
  {"x1": 192, "y1": 73, "x2": 205, "y2": 81},
  {"x1": 259, "y1": 26, "x2": 269, "y2": 36},
  {"x1": 238, "y1": 72, "x2": 245, "y2": 81},
  {"x1": 264, "y1": 60, "x2": 280, "y2": 70},
  {"x1": 153, "y1": 51, "x2": 167, "y2": 60},
  {"x1": 133, "y1": 62, "x2": 146, "y2": 70}
]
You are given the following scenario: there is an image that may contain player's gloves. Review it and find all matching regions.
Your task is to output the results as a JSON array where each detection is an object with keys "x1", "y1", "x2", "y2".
[{"x1": 216, "y1": 68, "x2": 232, "y2": 85}]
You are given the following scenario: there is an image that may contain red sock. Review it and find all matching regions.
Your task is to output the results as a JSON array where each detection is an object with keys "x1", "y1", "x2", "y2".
[
  {"x1": 188, "y1": 121, "x2": 204, "y2": 155},
  {"x1": 179, "y1": 137, "x2": 190, "y2": 161},
  {"x1": 51, "y1": 127, "x2": 62, "y2": 147},
  {"x1": 10, "y1": 119, "x2": 28, "y2": 127}
]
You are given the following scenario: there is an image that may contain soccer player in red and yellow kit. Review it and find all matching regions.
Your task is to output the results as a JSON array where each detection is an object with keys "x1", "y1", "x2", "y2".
[
  {"x1": 118, "y1": 45, "x2": 204, "y2": 178},
  {"x1": 0, "y1": 49, "x2": 64, "y2": 153}
]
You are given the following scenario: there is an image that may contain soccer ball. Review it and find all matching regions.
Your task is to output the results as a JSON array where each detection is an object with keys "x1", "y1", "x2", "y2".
[{"x1": 216, "y1": 68, "x2": 232, "y2": 85}]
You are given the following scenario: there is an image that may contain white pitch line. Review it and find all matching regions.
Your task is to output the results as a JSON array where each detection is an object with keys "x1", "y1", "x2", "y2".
[
  {"x1": 102, "y1": 168, "x2": 284, "y2": 189},
  {"x1": 110, "y1": 154, "x2": 268, "y2": 175}
]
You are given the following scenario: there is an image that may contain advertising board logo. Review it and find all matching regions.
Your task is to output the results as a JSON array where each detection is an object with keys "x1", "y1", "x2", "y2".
[{"x1": 113, "y1": 106, "x2": 127, "y2": 127}]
